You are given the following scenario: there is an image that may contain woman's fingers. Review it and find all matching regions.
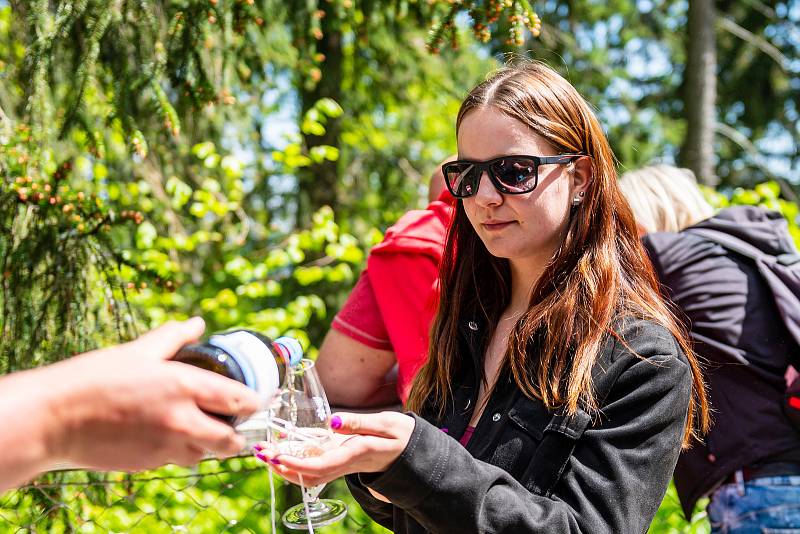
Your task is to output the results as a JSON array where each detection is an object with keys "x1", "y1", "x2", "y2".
[
  {"x1": 256, "y1": 457, "x2": 330, "y2": 487},
  {"x1": 252, "y1": 412, "x2": 415, "y2": 486},
  {"x1": 329, "y1": 411, "x2": 406, "y2": 438},
  {"x1": 278, "y1": 440, "x2": 365, "y2": 474},
  {"x1": 254, "y1": 441, "x2": 361, "y2": 484}
]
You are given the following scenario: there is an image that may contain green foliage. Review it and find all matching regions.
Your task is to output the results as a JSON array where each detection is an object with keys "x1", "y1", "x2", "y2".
[
  {"x1": 1, "y1": 1, "x2": 797, "y2": 532},
  {"x1": 704, "y1": 179, "x2": 800, "y2": 247},
  {"x1": 0, "y1": 126, "x2": 140, "y2": 372},
  {"x1": 0, "y1": 459, "x2": 390, "y2": 533},
  {"x1": 510, "y1": 0, "x2": 799, "y2": 187},
  {"x1": 649, "y1": 483, "x2": 710, "y2": 534}
]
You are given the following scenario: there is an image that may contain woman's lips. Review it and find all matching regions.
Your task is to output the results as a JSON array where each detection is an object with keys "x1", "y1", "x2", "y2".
[{"x1": 481, "y1": 220, "x2": 516, "y2": 231}]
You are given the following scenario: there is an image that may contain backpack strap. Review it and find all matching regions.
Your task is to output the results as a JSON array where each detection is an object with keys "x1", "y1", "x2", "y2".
[{"x1": 686, "y1": 227, "x2": 800, "y2": 266}]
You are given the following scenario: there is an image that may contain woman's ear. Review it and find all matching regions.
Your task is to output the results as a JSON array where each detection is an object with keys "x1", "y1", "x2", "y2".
[{"x1": 570, "y1": 156, "x2": 592, "y2": 194}]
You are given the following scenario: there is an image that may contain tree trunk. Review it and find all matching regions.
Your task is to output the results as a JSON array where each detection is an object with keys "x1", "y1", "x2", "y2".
[
  {"x1": 680, "y1": 0, "x2": 718, "y2": 186},
  {"x1": 296, "y1": 13, "x2": 343, "y2": 226}
]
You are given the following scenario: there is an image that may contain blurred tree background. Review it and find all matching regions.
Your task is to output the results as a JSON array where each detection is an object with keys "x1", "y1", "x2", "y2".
[{"x1": 0, "y1": 0, "x2": 797, "y2": 532}]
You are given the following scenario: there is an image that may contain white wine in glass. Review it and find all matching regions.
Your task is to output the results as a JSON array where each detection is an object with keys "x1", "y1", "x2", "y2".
[{"x1": 267, "y1": 359, "x2": 347, "y2": 530}]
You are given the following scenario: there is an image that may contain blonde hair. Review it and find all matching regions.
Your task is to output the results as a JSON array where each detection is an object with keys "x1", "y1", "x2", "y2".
[{"x1": 618, "y1": 165, "x2": 714, "y2": 233}]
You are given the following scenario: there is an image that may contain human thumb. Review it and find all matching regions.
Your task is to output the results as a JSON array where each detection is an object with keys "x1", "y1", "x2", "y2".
[{"x1": 134, "y1": 316, "x2": 206, "y2": 360}]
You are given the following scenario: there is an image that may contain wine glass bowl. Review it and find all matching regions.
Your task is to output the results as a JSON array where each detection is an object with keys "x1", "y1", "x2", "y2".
[{"x1": 266, "y1": 359, "x2": 347, "y2": 530}]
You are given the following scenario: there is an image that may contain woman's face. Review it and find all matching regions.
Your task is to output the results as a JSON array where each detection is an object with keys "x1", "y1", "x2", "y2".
[{"x1": 458, "y1": 107, "x2": 580, "y2": 267}]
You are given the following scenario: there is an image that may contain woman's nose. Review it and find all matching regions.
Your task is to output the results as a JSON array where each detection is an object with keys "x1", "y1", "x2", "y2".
[{"x1": 473, "y1": 172, "x2": 502, "y2": 206}]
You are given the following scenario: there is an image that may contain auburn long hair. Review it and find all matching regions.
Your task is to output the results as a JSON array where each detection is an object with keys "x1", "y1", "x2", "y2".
[{"x1": 407, "y1": 62, "x2": 709, "y2": 446}]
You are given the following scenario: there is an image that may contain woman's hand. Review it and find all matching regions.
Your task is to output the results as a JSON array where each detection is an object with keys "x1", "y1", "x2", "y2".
[{"x1": 254, "y1": 411, "x2": 415, "y2": 488}]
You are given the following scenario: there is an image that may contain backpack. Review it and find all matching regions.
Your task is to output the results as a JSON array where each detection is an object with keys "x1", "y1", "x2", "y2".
[{"x1": 685, "y1": 227, "x2": 800, "y2": 429}]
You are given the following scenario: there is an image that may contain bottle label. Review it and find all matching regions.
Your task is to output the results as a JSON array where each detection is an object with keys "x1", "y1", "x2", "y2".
[{"x1": 208, "y1": 331, "x2": 280, "y2": 404}]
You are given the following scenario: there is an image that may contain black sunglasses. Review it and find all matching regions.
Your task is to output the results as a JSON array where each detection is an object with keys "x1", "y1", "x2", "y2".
[{"x1": 442, "y1": 154, "x2": 583, "y2": 198}]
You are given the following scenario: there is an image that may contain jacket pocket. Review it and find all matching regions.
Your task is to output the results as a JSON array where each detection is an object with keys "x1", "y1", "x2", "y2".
[
  {"x1": 518, "y1": 403, "x2": 592, "y2": 498},
  {"x1": 491, "y1": 396, "x2": 553, "y2": 482},
  {"x1": 507, "y1": 395, "x2": 551, "y2": 440}
]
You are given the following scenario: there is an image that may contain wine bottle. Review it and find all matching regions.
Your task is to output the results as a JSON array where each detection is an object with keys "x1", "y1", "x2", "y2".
[{"x1": 173, "y1": 329, "x2": 303, "y2": 425}]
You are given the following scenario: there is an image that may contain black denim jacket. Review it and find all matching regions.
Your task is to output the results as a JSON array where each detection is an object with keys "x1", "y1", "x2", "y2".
[{"x1": 346, "y1": 317, "x2": 692, "y2": 533}]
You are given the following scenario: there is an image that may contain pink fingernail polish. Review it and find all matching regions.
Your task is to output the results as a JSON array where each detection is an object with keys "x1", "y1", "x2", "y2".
[
  {"x1": 252, "y1": 443, "x2": 264, "y2": 452},
  {"x1": 330, "y1": 415, "x2": 342, "y2": 430},
  {"x1": 255, "y1": 453, "x2": 268, "y2": 463},
  {"x1": 269, "y1": 458, "x2": 281, "y2": 465}
]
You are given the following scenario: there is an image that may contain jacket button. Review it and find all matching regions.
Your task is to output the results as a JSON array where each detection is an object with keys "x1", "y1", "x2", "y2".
[
  {"x1": 707, "y1": 454, "x2": 716, "y2": 463},
  {"x1": 468, "y1": 321, "x2": 478, "y2": 331},
  {"x1": 492, "y1": 413, "x2": 501, "y2": 422}
]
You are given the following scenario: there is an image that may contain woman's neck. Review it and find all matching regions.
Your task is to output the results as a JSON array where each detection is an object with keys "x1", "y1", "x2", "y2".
[{"x1": 508, "y1": 258, "x2": 546, "y2": 314}]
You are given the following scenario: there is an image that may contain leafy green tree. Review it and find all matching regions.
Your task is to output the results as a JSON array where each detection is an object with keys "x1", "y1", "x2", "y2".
[{"x1": 506, "y1": 0, "x2": 798, "y2": 187}]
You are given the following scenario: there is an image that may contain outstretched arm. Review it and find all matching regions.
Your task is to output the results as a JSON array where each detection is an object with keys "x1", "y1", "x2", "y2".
[{"x1": 0, "y1": 318, "x2": 259, "y2": 492}]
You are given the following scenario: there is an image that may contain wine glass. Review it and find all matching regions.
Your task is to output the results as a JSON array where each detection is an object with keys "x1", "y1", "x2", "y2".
[{"x1": 266, "y1": 358, "x2": 347, "y2": 530}]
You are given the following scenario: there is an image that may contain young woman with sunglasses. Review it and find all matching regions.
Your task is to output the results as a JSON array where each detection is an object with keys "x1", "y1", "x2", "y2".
[{"x1": 256, "y1": 62, "x2": 709, "y2": 533}]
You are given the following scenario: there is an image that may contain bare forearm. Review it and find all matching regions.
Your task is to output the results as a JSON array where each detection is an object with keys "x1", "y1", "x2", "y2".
[
  {"x1": 317, "y1": 330, "x2": 400, "y2": 408},
  {"x1": 0, "y1": 368, "x2": 61, "y2": 492},
  {"x1": 329, "y1": 380, "x2": 400, "y2": 409}
]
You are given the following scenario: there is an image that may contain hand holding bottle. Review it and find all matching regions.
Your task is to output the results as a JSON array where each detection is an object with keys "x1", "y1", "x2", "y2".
[{"x1": 0, "y1": 317, "x2": 260, "y2": 491}]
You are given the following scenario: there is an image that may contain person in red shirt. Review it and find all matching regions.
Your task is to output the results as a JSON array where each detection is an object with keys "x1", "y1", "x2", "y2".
[{"x1": 316, "y1": 159, "x2": 455, "y2": 407}]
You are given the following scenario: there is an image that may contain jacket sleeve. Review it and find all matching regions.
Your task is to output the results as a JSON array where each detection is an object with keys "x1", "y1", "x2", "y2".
[
  {"x1": 345, "y1": 474, "x2": 395, "y2": 530},
  {"x1": 352, "y1": 331, "x2": 693, "y2": 533}
]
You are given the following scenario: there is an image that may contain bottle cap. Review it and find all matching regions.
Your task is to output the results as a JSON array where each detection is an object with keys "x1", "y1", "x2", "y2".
[{"x1": 274, "y1": 336, "x2": 303, "y2": 366}]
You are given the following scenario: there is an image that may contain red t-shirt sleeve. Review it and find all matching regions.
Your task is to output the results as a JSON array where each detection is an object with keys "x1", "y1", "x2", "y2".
[
  {"x1": 368, "y1": 251, "x2": 440, "y2": 403},
  {"x1": 330, "y1": 270, "x2": 393, "y2": 351}
]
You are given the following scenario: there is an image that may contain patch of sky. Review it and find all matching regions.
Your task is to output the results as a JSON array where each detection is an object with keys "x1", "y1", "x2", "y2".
[
  {"x1": 573, "y1": 24, "x2": 596, "y2": 53},
  {"x1": 453, "y1": 12, "x2": 491, "y2": 60},
  {"x1": 724, "y1": 102, "x2": 745, "y2": 124},
  {"x1": 256, "y1": 67, "x2": 300, "y2": 228},
  {"x1": 607, "y1": 15, "x2": 624, "y2": 47},
  {"x1": 664, "y1": 0, "x2": 688, "y2": 32},
  {"x1": 598, "y1": 103, "x2": 632, "y2": 129},
  {"x1": 753, "y1": 123, "x2": 796, "y2": 182},
  {"x1": 260, "y1": 67, "x2": 298, "y2": 153},
  {"x1": 625, "y1": 38, "x2": 673, "y2": 80},
  {"x1": 786, "y1": 100, "x2": 798, "y2": 123},
  {"x1": 591, "y1": 21, "x2": 609, "y2": 49},
  {"x1": 637, "y1": 0, "x2": 654, "y2": 14},
  {"x1": 760, "y1": 122, "x2": 796, "y2": 154}
]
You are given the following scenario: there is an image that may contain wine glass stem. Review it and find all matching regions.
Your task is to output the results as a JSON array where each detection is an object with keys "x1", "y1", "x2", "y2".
[{"x1": 304, "y1": 486, "x2": 327, "y2": 513}]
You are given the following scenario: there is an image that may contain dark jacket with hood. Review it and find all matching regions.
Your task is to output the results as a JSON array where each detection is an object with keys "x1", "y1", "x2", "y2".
[
  {"x1": 346, "y1": 317, "x2": 692, "y2": 533},
  {"x1": 642, "y1": 206, "x2": 800, "y2": 519}
]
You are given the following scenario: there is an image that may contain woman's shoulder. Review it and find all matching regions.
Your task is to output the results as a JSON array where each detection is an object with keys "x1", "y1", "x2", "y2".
[
  {"x1": 604, "y1": 316, "x2": 689, "y2": 368},
  {"x1": 593, "y1": 316, "x2": 691, "y2": 401}
]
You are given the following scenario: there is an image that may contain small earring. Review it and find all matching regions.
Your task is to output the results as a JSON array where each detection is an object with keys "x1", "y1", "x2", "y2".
[{"x1": 572, "y1": 196, "x2": 582, "y2": 206}]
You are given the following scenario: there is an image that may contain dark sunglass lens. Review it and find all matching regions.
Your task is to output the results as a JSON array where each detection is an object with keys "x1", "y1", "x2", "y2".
[
  {"x1": 445, "y1": 163, "x2": 479, "y2": 197},
  {"x1": 493, "y1": 158, "x2": 537, "y2": 192}
]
